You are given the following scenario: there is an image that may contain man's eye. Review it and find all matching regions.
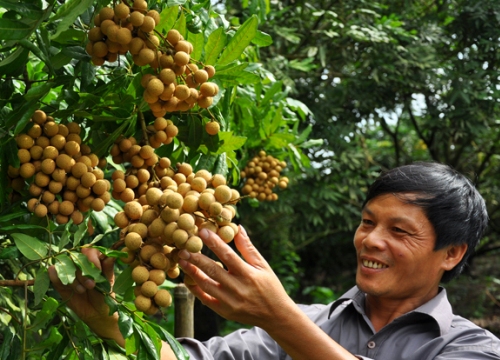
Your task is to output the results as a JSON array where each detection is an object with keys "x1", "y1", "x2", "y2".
[
  {"x1": 362, "y1": 219, "x2": 373, "y2": 225},
  {"x1": 393, "y1": 227, "x2": 407, "y2": 233}
]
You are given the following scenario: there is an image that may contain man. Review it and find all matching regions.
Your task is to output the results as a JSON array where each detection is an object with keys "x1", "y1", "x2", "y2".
[{"x1": 50, "y1": 162, "x2": 500, "y2": 359}]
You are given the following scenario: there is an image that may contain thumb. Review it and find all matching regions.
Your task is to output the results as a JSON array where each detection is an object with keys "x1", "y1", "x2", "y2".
[{"x1": 234, "y1": 225, "x2": 267, "y2": 267}]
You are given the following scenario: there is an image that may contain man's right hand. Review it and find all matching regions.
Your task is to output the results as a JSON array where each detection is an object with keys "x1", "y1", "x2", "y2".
[{"x1": 48, "y1": 247, "x2": 125, "y2": 347}]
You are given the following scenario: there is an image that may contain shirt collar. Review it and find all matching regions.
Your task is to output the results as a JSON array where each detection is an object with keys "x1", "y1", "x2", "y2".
[{"x1": 328, "y1": 286, "x2": 454, "y2": 336}]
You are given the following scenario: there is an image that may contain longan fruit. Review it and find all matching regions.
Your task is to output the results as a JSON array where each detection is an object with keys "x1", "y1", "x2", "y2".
[
  {"x1": 140, "y1": 15, "x2": 155, "y2": 32},
  {"x1": 177, "y1": 213, "x2": 195, "y2": 231},
  {"x1": 71, "y1": 210, "x2": 84, "y2": 225},
  {"x1": 148, "y1": 218, "x2": 166, "y2": 238},
  {"x1": 92, "y1": 179, "x2": 108, "y2": 195},
  {"x1": 139, "y1": 145, "x2": 155, "y2": 159},
  {"x1": 173, "y1": 229, "x2": 189, "y2": 249},
  {"x1": 217, "y1": 225, "x2": 235, "y2": 243},
  {"x1": 125, "y1": 232, "x2": 143, "y2": 251},
  {"x1": 27, "y1": 124, "x2": 42, "y2": 139},
  {"x1": 144, "y1": 187, "x2": 162, "y2": 207},
  {"x1": 164, "y1": 192, "x2": 183, "y2": 209},
  {"x1": 205, "y1": 65, "x2": 216, "y2": 78},
  {"x1": 139, "y1": 209, "x2": 157, "y2": 227},
  {"x1": 59, "y1": 200, "x2": 75, "y2": 216},
  {"x1": 167, "y1": 266, "x2": 180, "y2": 279},
  {"x1": 34, "y1": 203, "x2": 48, "y2": 217},
  {"x1": 150, "y1": 252, "x2": 169, "y2": 270},
  {"x1": 185, "y1": 235, "x2": 203, "y2": 253},
  {"x1": 18, "y1": 163, "x2": 35, "y2": 179},
  {"x1": 141, "y1": 280, "x2": 158, "y2": 298},
  {"x1": 137, "y1": 48, "x2": 155, "y2": 65},
  {"x1": 149, "y1": 269, "x2": 167, "y2": 286},
  {"x1": 182, "y1": 195, "x2": 199, "y2": 213},
  {"x1": 154, "y1": 289, "x2": 172, "y2": 307},
  {"x1": 205, "y1": 121, "x2": 220, "y2": 135},
  {"x1": 90, "y1": 197, "x2": 105, "y2": 211},
  {"x1": 194, "y1": 69, "x2": 209, "y2": 84},
  {"x1": 147, "y1": 78, "x2": 165, "y2": 97},
  {"x1": 134, "y1": 295, "x2": 152, "y2": 312},
  {"x1": 114, "y1": 211, "x2": 130, "y2": 228},
  {"x1": 124, "y1": 201, "x2": 143, "y2": 220},
  {"x1": 139, "y1": 244, "x2": 159, "y2": 263},
  {"x1": 16, "y1": 134, "x2": 34, "y2": 150},
  {"x1": 160, "y1": 207, "x2": 179, "y2": 224},
  {"x1": 132, "y1": 265, "x2": 150, "y2": 285},
  {"x1": 175, "y1": 40, "x2": 192, "y2": 54},
  {"x1": 114, "y1": 3, "x2": 130, "y2": 19},
  {"x1": 214, "y1": 185, "x2": 232, "y2": 203},
  {"x1": 32, "y1": 110, "x2": 47, "y2": 125},
  {"x1": 197, "y1": 96, "x2": 213, "y2": 109},
  {"x1": 208, "y1": 201, "x2": 223, "y2": 217}
]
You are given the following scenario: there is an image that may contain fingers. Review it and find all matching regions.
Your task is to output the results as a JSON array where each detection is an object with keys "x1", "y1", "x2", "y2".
[
  {"x1": 198, "y1": 228, "x2": 246, "y2": 274},
  {"x1": 233, "y1": 226, "x2": 267, "y2": 268}
]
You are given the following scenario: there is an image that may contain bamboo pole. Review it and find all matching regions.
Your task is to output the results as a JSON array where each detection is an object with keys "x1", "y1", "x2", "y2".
[{"x1": 174, "y1": 284, "x2": 195, "y2": 338}]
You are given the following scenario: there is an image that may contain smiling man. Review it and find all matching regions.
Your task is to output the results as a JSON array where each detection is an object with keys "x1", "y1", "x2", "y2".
[{"x1": 50, "y1": 162, "x2": 500, "y2": 359}]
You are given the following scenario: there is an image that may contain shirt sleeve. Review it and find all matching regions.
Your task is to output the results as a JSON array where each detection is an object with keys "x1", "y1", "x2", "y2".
[
  {"x1": 434, "y1": 328, "x2": 500, "y2": 360},
  {"x1": 178, "y1": 326, "x2": 282, "y2": 360}
]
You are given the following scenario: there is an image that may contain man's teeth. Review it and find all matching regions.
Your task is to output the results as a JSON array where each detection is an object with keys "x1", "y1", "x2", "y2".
[{"x1": 362, "y1": 260, "x2": 388, "y2": 269}]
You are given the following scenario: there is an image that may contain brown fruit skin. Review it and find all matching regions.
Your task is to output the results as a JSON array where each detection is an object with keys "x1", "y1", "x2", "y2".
[
  {"x1": 134, "y1": 295, "x2": 152, "y2": 312},
  {"x1": 205, "y1": 121, "x2": 220, "y2": 135},
  {"x1": 140, "y1": 280, "x2": 158, "y2": 297},
  {"x1": 154, "y1": 289, "x2": 172, "y2": 307},
  {"x1": 132, "y1": 265, "x2": 150, "y2": 285}
]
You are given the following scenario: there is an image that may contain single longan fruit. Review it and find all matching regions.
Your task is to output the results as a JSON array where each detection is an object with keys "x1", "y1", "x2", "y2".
[
  {"x1": 116, "y1": 27, "x2": 132, "y2": 45},
  {"x1": 217, "y1": 225, "x2": 235, "y2": 243},
  {"x1": 71, "y1": 162, "x2": 88, "y2": 179},
  {"x1": 19, "y1": 163, "x2": 35, "y2": 179},
  {"x1": 205, "y1": 65, "x2": 216, "y2": 78},
  {"x1": 133, "y1": 0, "x2": 148, "y2": 12},
  {"x1": 214, "y1": 185, "x2": 232, "y2": 203},
  {"x1": 134, "y1": 295, "x2": 152, "y2": 312},
  {"x1": 114, "y1": 3, "x2": 130, "y2": 19},
  {"x1": 209, "y1": 201, "x2": 223, "y2": 217},
  {"x1": 175, "y1": 40, "x2": 192, "y2": 54},
  {"x1": 194, "y1": 69, "x2": 209, "y2": 84},
  {"x1": 125, "y1": 232, "x2": 143, "y2": 251},
  {"x1": 56, "y1": 154, "x2": 74, "y2": 172},
  {"x1": 80, "y1": 172, "x2": 97, "y2": 188},
  {"x1": 173, "y1": 51, "x2": 190, "y2": 67},
  {"x1": 154, "y1": 289, "x2": 172, "y2": 308},
  {"x1": 139, "y1": 145, "x2": 155, "y2": 159},
  {"x1": 114, "y1": 211, "x2": 130, "y2": 228},
  {"x1": 92, "y1": 179, "x2": 108, "y2": 195},
  {"x1": 27, "y1": 124, "x2": 42, "y2": 139},
  {"x1": 182, "y1": 195, "x2": 199, "y2": 213},
  {"x1": 59, "y1": 200, "x2": 75, "y2": 216},
  {"x1": 149, "y1": 269, "x2": 166, "y2": 286},
  {"x1": 16, "y1": 134, "x2": 34, "y2": 150},
  {"x1": 205, "y1": 121, "x2": 220, "y2": 135},
  {"x1": 141, "y1": 280, "x2": 158, "y2": 298},
  {"x1": 34, "y1": 203, "x2": 48, "y2": 217},
  {"x1": 144, "y1": 187, "x2": 162, "y2": 207},
  {"x1": 129, "y1": 10, "x2": 144, "y2": 26},
  {"x1": 148, "y1": 218, "x2": 166, "y2": 238},
  {"x1": 173, "y1": 229, "x2": 189, "y2": 249},
  {"x1": 185, "y1": 235, "x2": 203, "y2": 253},
  {"x1": 140, "y1": 244, "x2": 159, "y2": 262},
  {"x1": 27, "y1": 198, "x2": 39, "y2": 212},
  {"x1": 177, "y1": 213, "x2": 195, "y2": 231},
  {"x1": 32, "y1": 110, "x2": 47, "y2": 125},
  {"x1": 198, "y1": 192, "x2": 215, "y2": 211},
  {"x1": 71, "y1": 210, "x2": 84, "y2": 225},
  {"x1": 137, "y1": 48, "x2": 155, "y2": 65},
  {"x1": 150, "y1": 252, "x2": 169, "y2": 270},
  {"x1": 147, "y1": 78, "x2": 165, "y2": 97},
  {"x1": 132, "y1": 265, "x2": 150, "y2": 285},
  {"x1": 164, "y1": 192, "x2": 182, "y2": 209},
  {"x1": 167, "y1": 266, "x2": 180, "y2": 279},
  {"x1": 140, "y1": 15, "x2": 155, "y2": 33},
  {"x1": 174, "y1": 85, "x2": 190, "y2": 101},
  {"x1": 160, "y1": 207, "x2": 179, "y2": 224},
  {"x1": 140, "y1": 208, "x2": 158, "y2": 226},
  {"x1": 90, "y1": 197, "x2": 105, "y2": 211},
  {"x1": 146, "y1": 10, "x2": 160, "y2": 25},
  {"x1": 167, "y1": 29, "x2": 182, "y2": 45},
  {"x1": 124, "y1": 201, "x2": 143, "y2": 220},
  {"x1": 198, "y1": 96, "x2": 213, "y2": 109}
]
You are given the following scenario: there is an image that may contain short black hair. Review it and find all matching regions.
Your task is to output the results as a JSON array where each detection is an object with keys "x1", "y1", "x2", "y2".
[{"x1": 363, "y1": 162, "x2": 488, "y2": 283}]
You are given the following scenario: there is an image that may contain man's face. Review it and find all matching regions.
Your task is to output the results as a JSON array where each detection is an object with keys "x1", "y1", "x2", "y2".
[{"x1": 354, "y1": 193, "x2": 451, "y2": 304}]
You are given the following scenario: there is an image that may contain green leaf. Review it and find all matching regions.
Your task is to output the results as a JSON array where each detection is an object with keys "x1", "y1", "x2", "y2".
[
  {"x1": 5, "y1": 99, "x2": 38, "y2": 133},
  {"x1": 252, "y1": 30, "x2": 273, "y2": 47},
  {"x1": 0, "y1": 1, "x2": 44, "y2": 19},
  {"x1": 34, "y1": 267, "x2": 50, "y2": 306},
  {"x1": 157, "y1": 6, "x2": 179, "y2": 35},
  {"x1": 38, "y1": 326, "x2": 63, "y2": 347},
  {"x1": 188, "y1": 30, "x2": 204, "y2": 61},
  {"x1": 24, "y1": 82, "x2": 52, "y2": 101},
  {"x1": 0, "y1": 327, "x2": 14, "y2": 360},
  {"x1": 173, "y1": 9, "x2": 187, "y2": 38},
  {"x1": 0, "y1": 211, "x2": 26, "y2": 223},
  {"x1": 11, "y1": 233, "x2": 48, "y2": 260},
  {"x1": 213, "y1": 153, "x2": 228, "y2": 177},
  {"x1": 69, "y1": 252, "x2": 107, "y2": 283},
  {"x1": 134, "y1": 323, "x2": 159, "y2": 359},
  {"x1": 125, "y1": 331, "x2": 140, "y2": 356},
  {"x1": 0, "y1": 247, "x2": 19, "y2": 260},
  {"x1": 54, "y1": 254, "x2": 77, "y2": 285},
  {"x1": 149, "y1": 323, "x2": 190, "y2": 360},
  {"x1": 30, "y1": 297, "x2": 58, "y2": 332},
  {"x1": 217, "y1": 132, "x2": 247, "y2": 155},
  {"x1": 0, "y1": 47, "x2": 30, "y2": 76},
  {"x1": 204, "y1": 27, "x2": 227, "y2": 65},
  {"x1": 50, "y1": 0, "x2": 94, "y2": 39},
  {"x1": 118, "y1": 309, "x2": 134, "y2": 339},
  {"x1": 260, "y1": 81, "x2": 283, "y2": 105},
  {"x1": 73, "y1": 219, "x2": 89, "y2": 247},
  {"x1": 188, "y1": 116, "x2": 203, "y2": 151},
  {"x1": 217, "y1": 15, "x2": 258, "y2": 66},
  {"x1": 0, "y1": 18, "x2": 31, "y2": 40},
  {"x1": 113, "y1": 266, "x2": 134, "y2": 295}
]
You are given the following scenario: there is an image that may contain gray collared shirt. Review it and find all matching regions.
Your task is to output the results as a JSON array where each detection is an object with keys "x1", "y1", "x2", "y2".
[{"x1": 179, "y1": 286, "x2": 500, "y2": 359}]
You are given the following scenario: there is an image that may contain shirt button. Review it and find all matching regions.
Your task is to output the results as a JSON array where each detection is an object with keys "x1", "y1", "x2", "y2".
[{"x1": 367, "y1": 341, "x2": 376, "y2": 349}]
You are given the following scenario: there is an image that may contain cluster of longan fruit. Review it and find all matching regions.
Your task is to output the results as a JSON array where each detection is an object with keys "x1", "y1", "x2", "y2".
[
  {"x1": 8, "y1": 110, "x2": 110, "y2": 225},
  {"x1": 240, "y1": 150, "x2": 289, "y2": 201},
  {"x1": 112, "y1": 162, "x2": 240, "y2": 314},
  {"x1": 139, "y1": 28, "x2": 220, "y2": 118},
  {"x1": 86, "y1": 2, "x2": 222, "y2": 135},
  {"x1": 85, "y1": 0, "x2": 159, "y2": 65}
]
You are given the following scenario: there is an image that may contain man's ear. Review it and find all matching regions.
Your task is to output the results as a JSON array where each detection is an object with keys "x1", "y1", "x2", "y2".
[{"x1": 443, "y1": 243, "x2": 468, "y2": 270}]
